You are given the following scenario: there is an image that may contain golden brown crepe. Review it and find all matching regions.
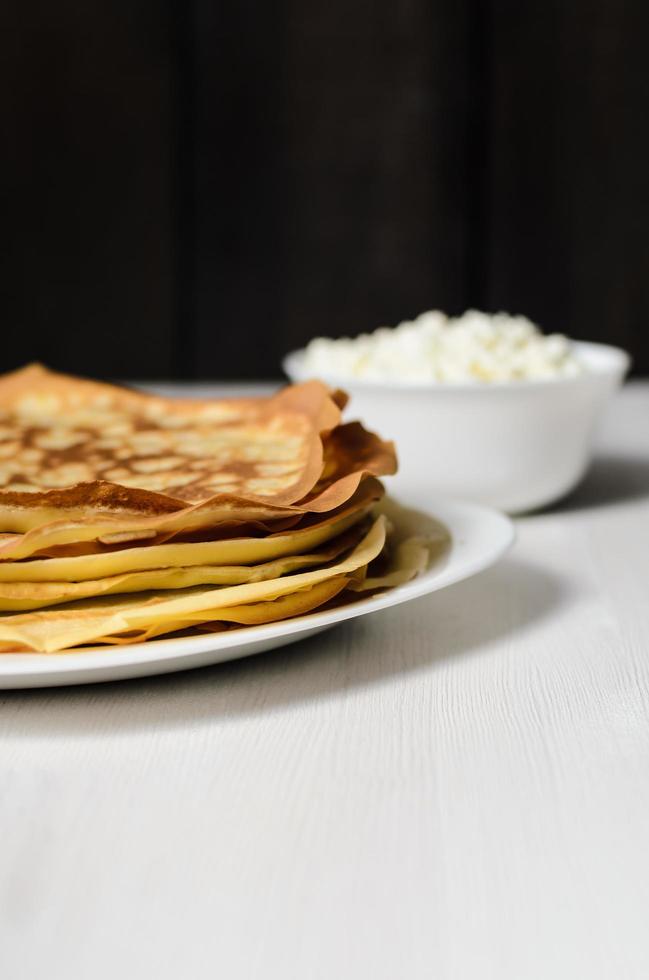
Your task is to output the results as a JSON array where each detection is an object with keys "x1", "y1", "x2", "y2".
[
  {"x1": 0, "y1": 363, "x2": 341, "y2": 505},
  {"x1": 0, "y1": 367, "x2": 441, "y2": 655},
  {"x1": 125, "y1": 577, "x2": 352, "y2": 642},
  {"x1": 0, "y1": 516, "x2": 388, "y2": 652},
  {"x1": 0, "y1": 365, "x2": 396, "y2": 537},
  {"x1": 0, "y1": 522, "x2": 368, "y2": 611},
  {"x1": 0, "y1": 480, "x2": 381, "y2": 573}
]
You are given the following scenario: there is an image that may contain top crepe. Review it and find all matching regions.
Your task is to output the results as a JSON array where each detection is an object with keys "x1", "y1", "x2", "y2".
[{"x1": 0, "y1": 365, "x2": 396, "y2": 537}]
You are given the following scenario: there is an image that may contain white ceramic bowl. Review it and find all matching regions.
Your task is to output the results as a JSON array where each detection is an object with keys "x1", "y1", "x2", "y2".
[{"x1": 283, "y1": 341, "x2": 630, "y2": 513}]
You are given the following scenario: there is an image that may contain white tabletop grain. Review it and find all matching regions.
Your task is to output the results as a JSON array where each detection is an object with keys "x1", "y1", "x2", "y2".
[{"x1": 2, "y1": 382, "x2": 649, "y2": 980}]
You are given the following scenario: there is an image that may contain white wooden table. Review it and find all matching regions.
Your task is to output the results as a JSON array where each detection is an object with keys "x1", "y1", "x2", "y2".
[{"x1": 2, "y1": 382, "x2": 649, "y2": 980}]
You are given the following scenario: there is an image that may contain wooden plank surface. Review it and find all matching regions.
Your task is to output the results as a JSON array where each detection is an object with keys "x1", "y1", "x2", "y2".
[
  {"x1": 0, "y1": 0, "x2": 178, "y2": 379},
  {"x1": 3, "y1": 1, "x2": 648, "y2": 378},
  {"x1": 1, "y1": 382, "x2": 649, "y2": 979},
  {"x1": 486, "y1": 0, "x2": 649, "y2": 369},
  {"x1": 190, "y1": 0, "x2": 472, "y2": 377}
]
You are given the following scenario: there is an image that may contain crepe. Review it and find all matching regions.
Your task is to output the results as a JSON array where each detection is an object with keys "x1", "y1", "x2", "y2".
[
  {"x1": 350, "y1": 498, "x2": 450, "y2": 590},
  {"x1": 0, "y1": 516, "x2": 387, "y2": 652},
  {"x1": 0, "y1": 365, "x2": 396, "y2": 537},
  {"x1": 0, "y1": 522, "x2": 368, "y2": 611},
  {"x1": 0, "y1": 363, "x2": 341, "y2": 506},
  {"x1": 0, "y1": 486, "x2": 377, "y2": 582},
  {"x1": 0, "y1": 367, "x2": 440, "y2": 654},
  {"x1": 119, "y1": 577, "x2": 351, "y2": 643}
]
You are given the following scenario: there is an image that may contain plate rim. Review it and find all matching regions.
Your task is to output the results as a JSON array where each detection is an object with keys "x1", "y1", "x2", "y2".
[{"x1": 0, "y1": 496, "x2": 515, "y2": 685}]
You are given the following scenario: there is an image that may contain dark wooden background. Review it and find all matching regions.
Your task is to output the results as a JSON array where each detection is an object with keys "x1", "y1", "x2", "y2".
[{"x1": 3, "y1": 1, "x2": 648, "y2": 379}]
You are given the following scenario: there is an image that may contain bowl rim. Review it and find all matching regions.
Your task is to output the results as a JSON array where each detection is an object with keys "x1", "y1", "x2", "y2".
[{"x1": 283, "y1": 340, "x2": 631, "y2": 393}]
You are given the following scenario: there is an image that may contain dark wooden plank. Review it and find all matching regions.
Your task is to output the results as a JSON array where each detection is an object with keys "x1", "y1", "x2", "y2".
[
  {"x1": 0, "y1": 0, "x2": 177, "y2": 379},
  {"x1": 276, "y1": 1, "x2": 473, "y2": 353},
  {"x1": 191, "y1": 0, "x2": 472, "y2": 378},
  {"x1": 3, "y1": 1, "x2": 647, "y2": 381},
  {"x1": 189, "y1": 0, "x2": 285, "y2": 379},
  {"x1": 486, "y1": 0, "x2": 649, "y2": 372}
]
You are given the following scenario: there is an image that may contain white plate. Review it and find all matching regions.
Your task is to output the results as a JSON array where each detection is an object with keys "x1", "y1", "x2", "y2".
[{"x1": 0, "y1": 492, "x2": 514, "y2": 688}]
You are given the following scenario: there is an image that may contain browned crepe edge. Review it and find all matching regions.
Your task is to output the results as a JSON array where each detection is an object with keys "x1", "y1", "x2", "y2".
[
  {"x1": 0, "y1": 424, "x2": 394, "y2": 554},
  {"x1": 0, "y1": 476, "x2": 385, "y2": 561},
  {"x1": 0, "y1": 365, "x2": 344, "y2": 512}
]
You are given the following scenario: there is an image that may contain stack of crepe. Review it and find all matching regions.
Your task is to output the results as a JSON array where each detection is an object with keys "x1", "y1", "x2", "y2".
[{"x1": 0, "y1": 365, "x2": 435, "y2": 653}]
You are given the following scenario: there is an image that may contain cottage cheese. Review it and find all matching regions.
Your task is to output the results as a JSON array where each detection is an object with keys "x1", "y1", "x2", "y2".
[{"x1": 299, "y1": 310, "x2": 582, "y2": 384}]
